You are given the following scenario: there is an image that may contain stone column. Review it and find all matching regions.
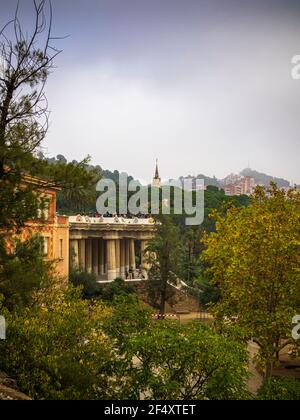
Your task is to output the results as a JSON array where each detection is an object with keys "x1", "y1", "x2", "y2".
[
  {"x1": 92, "y1": 239, "x2": 99, "y2": 276},
  {"x1": 120, "y1": 239, "x2": 126, "y2": 279},
  {"x1": 70, "y1": 239, "x2": 79, "y2": 268},
  {"x1": 86, "y1": 239, "x2": 92, "y2": 274},
  {"x1": 115, "y1": 239, "x2": 121, "y2": 279},
  {"x1": 99, "y1": 239, "x2": 104, "y2": 276},
  {"x1": 79, "y1": 239, "x2": 86, "y2": 270},
  {"x1": 129, "y1": 239, "x2": 136, "y2": 277},
  {"x1": 104, "y1": 240, "x2": 107, "y2": 275},
  {"x1": 125, "y1": 239, "x2": 130, "y2": 274},
  {"x1": 107, "y1": 239, "x2": 117, "y2": 281}
]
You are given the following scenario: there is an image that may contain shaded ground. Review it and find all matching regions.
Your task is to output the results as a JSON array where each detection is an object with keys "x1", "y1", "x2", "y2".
[
  {"x1": 273, "y1": 347, "x2": 300, "y2": 380},
  {"x1": 151, "y1": 311, "x2": 213, "y2": 324},
  {"x1": 177, "y1": 311, "x2": 213, "y2": 324},
  {"x1": 0, "y1": 372, "x2": 31, "y2": 400}
]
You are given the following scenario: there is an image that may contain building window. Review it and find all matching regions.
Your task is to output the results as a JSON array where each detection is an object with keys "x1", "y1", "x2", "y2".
[
  {"x1": 37, "y1": 207, "x2": 42, "y2": 219},
  {"x1": 44, "y1": 201, "x2": 50, "y2": 221},
  {"x1": 36, "y1": 196, "x2": 51, "y2": 221},
  {"x1": 59, "y1": 239, "x2": 63, "y2": 259}
]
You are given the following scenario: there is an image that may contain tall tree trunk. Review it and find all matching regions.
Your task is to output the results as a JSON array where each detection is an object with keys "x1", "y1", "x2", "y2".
[
  {"x1": 275, "y1": 338, "x2": 280, "y2": 361},
  {"x1": 160, "y1": 280, "x2": 167, "y2": 318},
  {"x1": 0, "y1": 82, "x2": 15, "y2": 177}
]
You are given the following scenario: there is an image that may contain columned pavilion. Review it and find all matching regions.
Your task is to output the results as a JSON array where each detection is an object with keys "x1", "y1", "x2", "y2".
[{"x1": 69, "y1": 215, "x2": 156, "y2": 281}]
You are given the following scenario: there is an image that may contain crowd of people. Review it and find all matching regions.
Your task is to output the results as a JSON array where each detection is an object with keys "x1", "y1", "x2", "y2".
[
  {"x1": 124, "y1": 267, "x2": 147, "y2": 280},
  {"x1": 75, "y1": 212, "x2": 156, "y2": 224},
  {"x1": 93, "y1": 212, "x2": 152, "y2": 219}
]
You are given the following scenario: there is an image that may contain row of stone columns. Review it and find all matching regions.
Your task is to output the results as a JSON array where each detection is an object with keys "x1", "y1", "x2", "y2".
[{"x1": 70, "y1": 238, "x2": 149, "y2": 281}]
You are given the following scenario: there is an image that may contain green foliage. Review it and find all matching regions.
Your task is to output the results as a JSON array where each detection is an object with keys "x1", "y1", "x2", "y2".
[
  {"x1": 202, "y1": 184, "x2": 300, "y2": 378},
  {"x1": 1, "y1": 290, "x2": 251, "y2": 400},
  {"x1": 42, "y1": 154, "x2": 140, "y2": 215},
  {"x1": 0, "y1": 169, "x2": 40, "y2": 231},
  {"x1": 133, "y1": 322, "x2": 250, "y2": 400},
  {"x1": 146, "y1": 216, "x2": 183, "y2": 314},
  {"x1": 0, "y1": 235, "x2": 53, "y2": 309},
  {"x1": 145, "y1": 191, "x2": 249, "y2": 309},
  {"x1": 0, "y1": 1, "x2": 58, "y2": 231},
  {"x1": 104, "y1": 297, "x2": 250, "y2": 400},
  {"x1": 180, "y1": 226, "x2": 202, "y2": 285},
  {"x1": 69, "y1": 269, "x2": 100, "y2": 298},
  {"x1": 99, "y1": 278, "x2": 136, "y2": 302},
  {"x1": 202, "y1": 188, "x2": 250, "y2": 233},
  {"x1": 0, "y1": 3, "x2": 102, "y2": 320},
  {"x1": 257, "y1": 377, "x2": 300, "y2": 400},
  {"x1": 0, "y1": 285, "x2": 116, "y2": 400},
  {"x1": 170, "y1": 189, "x2": 250, "y2": 288},
  {"x1": 206, "y1": 185, "x2": 220, "y2": 193},
  {"x1": 102, "y1": 168, "x2": 134, "y2": 185},
  {"x1": 70, "y1": 271, "x2": 136, "y2": 301},
  {"x1": 37, "y1": 155, "x2": 101, "y2": 214},
  {"x1": 196, "y1": 274, "x2": 221, "y2": 307},
  {"x1": 0, "y1": 4, "x2": 98, "y2": 230},
  {"x1": 103, "y1": 295, "x2": 152, "y2": 356}
]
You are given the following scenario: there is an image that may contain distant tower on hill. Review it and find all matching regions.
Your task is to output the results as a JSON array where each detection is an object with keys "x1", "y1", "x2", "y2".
[{"x1": 152, "y1": 159, "x2": 161, "y2": 188}]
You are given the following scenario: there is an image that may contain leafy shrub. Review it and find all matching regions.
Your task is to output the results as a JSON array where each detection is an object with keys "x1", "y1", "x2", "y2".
[
  {"x1": 257, "y1": 377, "x2": 300, "y2": 400},
  {"x1": 69, "y1": 269, "x2": 100, "y2": 298},
  {"x1": 69, "y1": 271, "x2": 136, "y2": 301},
  {"x1": 99, "y1": 278, "x2": 136, "y2": 302},
  {"x1": 104, "y1": 296, "x2": 250, "y2": 400},
  {"x1": 0, "y1": 286, "x2": 116, "y2": 400},
  {"x1": 1, "y1": 290, "x2": 251, "y2": 400},
  {"x1": 0, "y1": 235, "x2": 54, "y2": 309}
]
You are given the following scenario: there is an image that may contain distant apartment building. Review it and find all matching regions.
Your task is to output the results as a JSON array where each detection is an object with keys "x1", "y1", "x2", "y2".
[
  {"x1": 224, "y1": 175, "x2": 255, "y2": 196},
  {"x1": 224, "y1": 184, "x2": 242, "y2": 196},
  {"x1": 5, "y1": 174, "x2": 69, "y2": 279},
  {"x1": 224, "y1": 173, "x2": 243, "y2": 186}
]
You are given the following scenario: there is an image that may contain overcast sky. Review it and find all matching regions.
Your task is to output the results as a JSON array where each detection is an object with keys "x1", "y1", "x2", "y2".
[{"x1": 1, "y1": 0, "x2": 300, "y2": 183}]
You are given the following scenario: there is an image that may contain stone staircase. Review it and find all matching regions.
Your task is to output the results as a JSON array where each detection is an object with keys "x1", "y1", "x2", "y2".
[{"x1": 132, "y1": 280, "x2": 199, "y2": 314}]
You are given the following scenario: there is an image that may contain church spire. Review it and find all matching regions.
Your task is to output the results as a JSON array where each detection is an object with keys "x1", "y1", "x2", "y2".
[
  {"x1": 155, "y1": 158, "x2": 160, "y2": 179},
  {"x1": 152, "y1": 158, "x2": 161, "y2": 188}
]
